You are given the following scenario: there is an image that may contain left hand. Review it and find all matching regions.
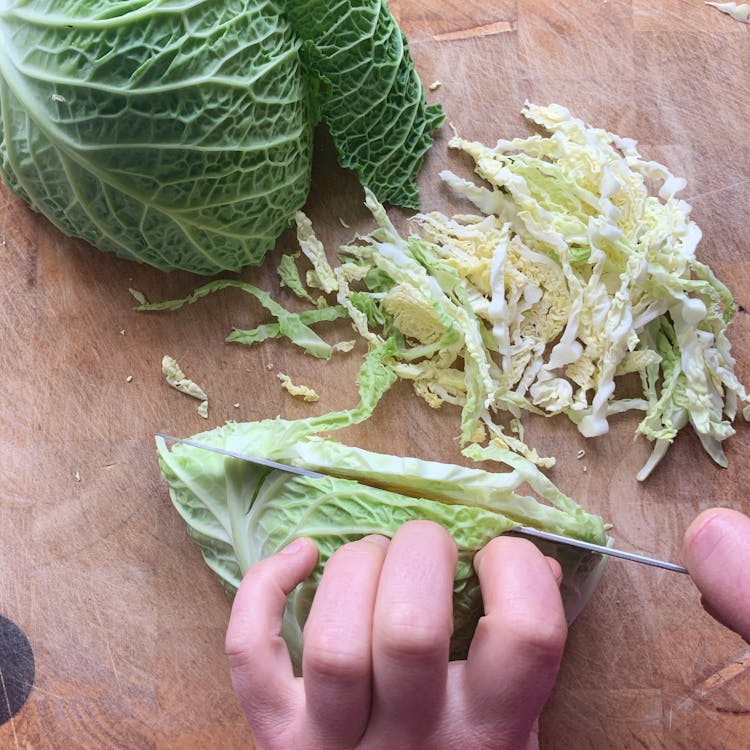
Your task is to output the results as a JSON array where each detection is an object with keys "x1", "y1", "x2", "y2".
[{"x1": 225, "y1": 520, "x2": 567, "y2": 750}]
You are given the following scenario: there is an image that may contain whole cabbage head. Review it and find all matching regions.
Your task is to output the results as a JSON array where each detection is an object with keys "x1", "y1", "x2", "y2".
[{"x1": 0, "y1": 0, "x2": 444, "y2": 274}]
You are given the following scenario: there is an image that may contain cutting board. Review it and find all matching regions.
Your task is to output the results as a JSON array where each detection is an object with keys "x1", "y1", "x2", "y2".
[{"x1": 2, "y1": 2, "x2": 749, "y2": 748}]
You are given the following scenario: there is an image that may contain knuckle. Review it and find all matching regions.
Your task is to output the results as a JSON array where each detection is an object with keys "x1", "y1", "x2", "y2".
[
  {"x1": 224, "y1": 629, "x2": 244, "y2": 662},
  {"x1": 224, "y1": 628, "x2": 263, "y2": 669},
  {"x1": 233, "y1": 562, "x2": 278, "y2": 609},
  {"x1": 224, "y1": 575, "x2": 276, "y2": 661},
  {"x1": 303, "y1": 641, "x2": 370, "y2": 684},
  {"x1": 403, "y1": 520, "x2": 458, "y2": 552},
  {"x1": 224, "y1": 628, "x2": 252, "y2": 661},
  {"x1": 225, "y1": 652, "x2": 248, "y2": 677},
  {"x1": 329, "y1": 538, "x2": 383, "y2": 568},
  {"x1": 478, "y1": 536, "x2": 538, "y2": 569},
  {"x1": 242, "y1": 560, "x2": 277, "y2": 590},
  {"x1": 502, "y1": 611, "x2": 568, "y2": 664},
  {"x1": 377, "y1": 609, "x2": 452, "y2": 662}
]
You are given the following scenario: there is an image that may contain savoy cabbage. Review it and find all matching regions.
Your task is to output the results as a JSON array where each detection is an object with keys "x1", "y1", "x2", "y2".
[
  {"x1": 157, "y1": 342, "x2": 609, "y2": 665},
  {"x1": 0, "y1": 0, "x2": 443, "y2": 273}
]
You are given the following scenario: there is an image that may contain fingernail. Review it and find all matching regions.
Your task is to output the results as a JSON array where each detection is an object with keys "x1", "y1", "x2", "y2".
[
  {"x1": 546, "y1": 557, "x2": 563, "y2": 586},
  {"x1": 280, "y1": 537, "x2": 309, "y2": 555},
  {"x1": 361, "y1": 533, "x2": 390, "y2": 548},
  {"x1": 683, "y1": 508, "x2": 735, "y2": 566}
]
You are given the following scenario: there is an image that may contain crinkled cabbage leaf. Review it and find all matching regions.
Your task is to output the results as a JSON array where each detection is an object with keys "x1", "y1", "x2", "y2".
[
  {"x1": 0, "y1": 0, "x2": 443, "y2": 273},
  {"x1": 157, "y1": 344, "x2": 609, "y2": 665}
]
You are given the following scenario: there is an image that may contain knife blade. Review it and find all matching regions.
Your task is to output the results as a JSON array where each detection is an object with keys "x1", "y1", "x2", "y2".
[{"x1": 157, "y1": 433, "x2": 689, "y2": 574}]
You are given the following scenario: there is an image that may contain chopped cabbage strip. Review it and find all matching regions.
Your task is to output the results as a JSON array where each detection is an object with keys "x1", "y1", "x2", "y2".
[
  {"x1": 138, "y1": 279, "x2": 347, "y2": 360},
  {"x1": 706, "y1": 2, "x2": 750, "y2": 22}
]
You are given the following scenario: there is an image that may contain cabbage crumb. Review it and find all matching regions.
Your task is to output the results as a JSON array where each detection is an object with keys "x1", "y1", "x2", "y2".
[
  {"x1": 706, "y1": 2, "x2": 750, "y2": 22},
  {"x1": 333, "y1": 340, "x2": 356, "y2": 353},
  {"x1": 277, "y1": 372, "x2": 319, "y2": 402},
  {"x1": 162, "y1": 355, "x2": 209, "y2": 418},
  {"x1": 128, "y1": 288, "x2": 147, "y2": 305}
]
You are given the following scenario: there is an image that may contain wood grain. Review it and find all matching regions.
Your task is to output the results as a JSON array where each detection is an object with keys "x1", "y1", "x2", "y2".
[{"x1": 1, "y1": 2, "x2": 749, "y2": 748}]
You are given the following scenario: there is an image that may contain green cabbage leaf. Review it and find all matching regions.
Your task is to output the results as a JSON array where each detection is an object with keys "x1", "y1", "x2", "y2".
[
  {"x1": 157, "y1": 343, "x2": 609, "y2": 665},
  {"x1": 0, "y1": 0, "x2": 443, "y2": 273}
]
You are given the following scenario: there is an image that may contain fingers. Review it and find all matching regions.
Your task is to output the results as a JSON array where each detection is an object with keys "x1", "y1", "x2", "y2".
[
  {"x1": 369, "y1": 521, "x2": 457, "y2": 740},
  {"x1": 302, "y1": 534, "x2": 389, "y2": 746},
  {"x1": 225, "y1": 538, "x2": 318, "y2": 724},
  {"x1": 683, "y1": 507, "x2": 750, "y2": 643},
  {"x1": 466, "y1": 537, "x2": 567, "y2": 745}
]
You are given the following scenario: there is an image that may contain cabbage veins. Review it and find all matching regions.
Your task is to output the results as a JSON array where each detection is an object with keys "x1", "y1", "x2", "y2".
[
  {"x1": 157, "y1": 342, "x2": 609, "y2": 665},
  {"x1": 0, "y1": 0, "x2": 443, "y2": 273}
]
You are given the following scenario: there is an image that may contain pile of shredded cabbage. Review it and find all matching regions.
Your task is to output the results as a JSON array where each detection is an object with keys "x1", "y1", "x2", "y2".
[{"x1": 144, "y1": 103, "x2": 749, "y2": 480}]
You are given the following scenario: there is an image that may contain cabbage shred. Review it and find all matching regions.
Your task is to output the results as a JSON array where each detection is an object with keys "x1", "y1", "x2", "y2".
[{"x1": 144, "y1": 103, "x2": 748, "y2": 478}]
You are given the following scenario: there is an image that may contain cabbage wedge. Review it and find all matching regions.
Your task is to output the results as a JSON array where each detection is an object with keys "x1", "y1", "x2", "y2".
[{"x1": 157, "y1": 344, "x2": 608, "y2": 665}]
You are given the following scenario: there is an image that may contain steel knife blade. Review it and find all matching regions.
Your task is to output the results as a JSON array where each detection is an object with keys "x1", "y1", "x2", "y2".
[{"x1": 157, "y1": 433, "x2": 689, "y2": 574}]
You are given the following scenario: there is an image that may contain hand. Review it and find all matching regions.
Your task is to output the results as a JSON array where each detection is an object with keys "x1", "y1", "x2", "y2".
[
  {"x1": 225, "y1": 520, "x2": 567, "y2": 750},
  {"x1": 682, "y1": 507, "x2": 750, "y2": 643}
]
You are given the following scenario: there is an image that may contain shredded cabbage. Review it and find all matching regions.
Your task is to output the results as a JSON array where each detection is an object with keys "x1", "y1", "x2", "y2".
[
  {"x1": 147, "y1": 103, "x2": 748, "y2": 479},
  {"x1": 281, "y1": 103, "x2": 749, "y2": 478}
]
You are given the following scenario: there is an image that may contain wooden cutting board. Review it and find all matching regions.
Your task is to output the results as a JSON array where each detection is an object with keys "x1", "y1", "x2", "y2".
[{"x1": 2, "y1": 2, "x2": 749, "y2": 747}]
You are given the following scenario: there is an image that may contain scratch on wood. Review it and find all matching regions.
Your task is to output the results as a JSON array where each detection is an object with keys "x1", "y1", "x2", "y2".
[
  {"x1": 714, "y1": 705, "x2": 750, "y2": 715},
  {"x1": 0, "y1": 664, "x2": 21, "y2": 750},
  {"x1": 27, "y1": 683, "x2": 68, "y2": 701},
  {"x1": 685, "y1": 177, "x2": 750, "y2": 203},
  {"x1": 433, "y1": 20, "x2": 515, "y2": 41},
  {"x1": 26, "y1": 240, "x2": 38, "y2": 288},
  {"x1": 692, "y1": 651, "x2": 750, "y2": 699},
  {"x1": 91, "y1": 599, "x2": 122, "y2": 693}
]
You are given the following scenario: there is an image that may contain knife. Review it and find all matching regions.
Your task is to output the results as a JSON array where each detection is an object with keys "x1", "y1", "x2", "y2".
[{"x1": 157, "y1": 433, "x2": 689, "y2": 574}]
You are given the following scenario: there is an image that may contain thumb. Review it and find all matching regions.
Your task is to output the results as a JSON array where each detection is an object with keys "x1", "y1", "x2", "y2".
[
  {"x1": 225, "y1": 538, "x2": 318, "y2": 722},
  {"x1": 682, "y1": 508, "x2": 750, "y2": 643},
  {"x1": 525, "y1": 718, "x2": 540, "y2": 750}
]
